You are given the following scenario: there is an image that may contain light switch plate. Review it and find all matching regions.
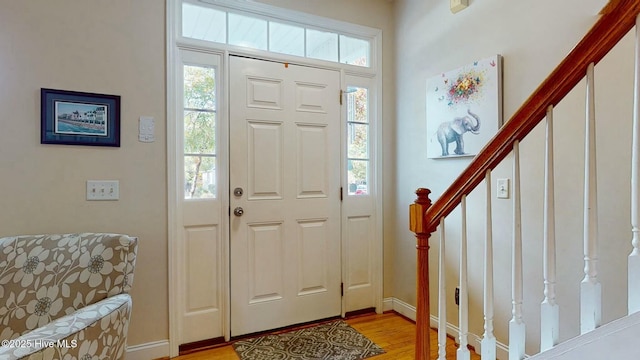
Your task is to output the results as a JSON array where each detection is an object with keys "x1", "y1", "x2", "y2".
[
  {"x1": 497, "y1": 178, "x2": 510, "y2": 199},
  {"x1": 450, "y1": 0, "x2": 468, "y2": 13},
  {"x1": 87, "y1": 180, "x2": 119, "y2": 201},
  {"x1": 139, "y1": 116, "x2": 155, "y2": 143}
]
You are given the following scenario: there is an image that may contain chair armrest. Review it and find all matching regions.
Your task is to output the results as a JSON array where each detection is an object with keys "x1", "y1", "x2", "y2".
[{"x1": 0, "y1": 294, "x2": 132, "y2": 360}]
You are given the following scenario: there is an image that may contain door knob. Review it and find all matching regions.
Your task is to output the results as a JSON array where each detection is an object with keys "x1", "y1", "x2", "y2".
[
  {"x1": 233, "y1": 207, "x2": 244, "y2": 216},
  {"x1": 234, "y1": 187, "x2": 243, "y2": 197}
]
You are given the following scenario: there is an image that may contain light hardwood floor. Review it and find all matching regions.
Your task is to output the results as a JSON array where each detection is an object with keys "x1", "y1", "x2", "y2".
[{"x1": 169, "y1": 312, "x2": 481, "y2": 359}]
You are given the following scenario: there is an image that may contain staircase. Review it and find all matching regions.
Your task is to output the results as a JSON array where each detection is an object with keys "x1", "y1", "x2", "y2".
[
  {"x1": 528, "y1": 311, "x2": 640, "y2": 359},
  {"x1": 409, "y1": 1, "x2": 640, "y2": 359}
]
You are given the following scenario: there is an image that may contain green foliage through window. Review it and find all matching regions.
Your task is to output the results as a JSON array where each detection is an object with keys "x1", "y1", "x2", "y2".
[
  {"x1": 347, "y1": 87, "x2": 369, "y2": 195},
  {"x1": 184, "y1": 65, "x2": 217, "y2": 199}
]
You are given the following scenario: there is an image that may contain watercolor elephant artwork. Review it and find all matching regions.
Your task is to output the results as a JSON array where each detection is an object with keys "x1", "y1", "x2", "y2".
[{"x1": 426, "y1": 55, "x2": 503, "y2": 158}]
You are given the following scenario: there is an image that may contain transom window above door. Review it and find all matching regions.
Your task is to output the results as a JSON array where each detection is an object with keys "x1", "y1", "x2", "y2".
[{"x1": 181, "y1": 1, "x2": 371, "y2": 67}]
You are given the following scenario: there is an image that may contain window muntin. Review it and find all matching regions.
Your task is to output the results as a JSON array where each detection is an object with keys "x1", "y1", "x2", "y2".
[
  {"x1": 181, "y1": 2, "x2": 371, "y2": 68},
  {"x1": 183, "y1": 64, "x2": 217, "y2": 199},
  {"x1": 346, "y1": 86, "x2": 369, "y2": 196}
]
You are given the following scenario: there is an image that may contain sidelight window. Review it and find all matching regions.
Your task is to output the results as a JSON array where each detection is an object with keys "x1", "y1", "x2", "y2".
[
  {"x1": 183, "y1": 64, "x2": 217, "y2": 199},
  {"x1": 346, "y1": 86, "x2": 369, "y2": 196}
]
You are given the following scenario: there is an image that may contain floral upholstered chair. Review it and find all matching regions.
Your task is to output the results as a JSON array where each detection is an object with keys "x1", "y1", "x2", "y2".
[{"x1": 0, "y1": 233, "x2": 138, "y2": 360}]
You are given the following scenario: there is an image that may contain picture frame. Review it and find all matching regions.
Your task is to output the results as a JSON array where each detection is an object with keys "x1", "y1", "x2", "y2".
[
  {"x1": 41, "y1": 88, "x2": 121, "y2": 147},
  {"x1": 426, "y1": 55, "x2": 503, "y2": 159}
]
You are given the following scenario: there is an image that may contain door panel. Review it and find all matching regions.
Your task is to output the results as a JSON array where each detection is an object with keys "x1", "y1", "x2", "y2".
[
  {"x1": 248, "y1": 222, "x2": 284, "y2": 303},
  {"x1": 248, "y1": 121, "x2": 283, "y2": 199},
  {"x1": 247, "y1": 77, "x2": 283, "y2": 110},
  {"x1": 186, "y1": 227, "x2": 220, "y2": 309},
  {"x1": 297, "y1": 124, "x2": 328, "y2": 197},
  {"x1": 297, "y1": 219, "x2": 329, "y2": 295},
  {"x1": 345, "y1": 215, "x2": 374, "y2": 311},
  {"x1": 230, "y1": 56, "x2": 341, "y2": 336}
]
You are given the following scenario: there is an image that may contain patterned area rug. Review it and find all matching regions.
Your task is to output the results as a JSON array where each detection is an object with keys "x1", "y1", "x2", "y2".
[{"x1": 233, "y1": 320, "x2": 385, "y2": 360}]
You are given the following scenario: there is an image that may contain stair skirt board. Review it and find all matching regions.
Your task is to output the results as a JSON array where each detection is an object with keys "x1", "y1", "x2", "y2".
[
  {"x1": 528, "y1": 311, "x2": 640, "y2": 360},
  {"x1": 383, "y1": 297, "x2": 511, "y2": 359}
]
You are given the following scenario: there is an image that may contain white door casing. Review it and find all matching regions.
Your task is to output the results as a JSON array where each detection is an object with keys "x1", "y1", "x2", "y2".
[{"x1": 229, "y1": 56, "x2": 342, "y2": 336}]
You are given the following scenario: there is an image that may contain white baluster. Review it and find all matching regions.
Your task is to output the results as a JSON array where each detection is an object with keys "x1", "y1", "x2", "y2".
[
  {"x1": 510, "y1": 141, "x2": 526, "y2": 360},
  {"x1": 458, "y1": 196, "x2": 471, "y2": 360},
  {"x1": 482, "y1": 170, "x2": 497, "y2": 359},
  {"x1": 581, "y1": 62, "x2": 601, "y2": 334},
  {"x1": 629, "y1": 14, "x2": 640, "y2": 315},
  {"x1": 541, "y1": 106, "x2": 560, "y2": 350},
  {"x1": 438, "y1": 218, "x2": 447, "y2": 360}
]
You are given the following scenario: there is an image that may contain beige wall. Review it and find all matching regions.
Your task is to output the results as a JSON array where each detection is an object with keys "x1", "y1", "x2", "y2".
[
  {"x1": 0, "y1": 0, "x2": 167, "y2": 346},
  {"x1": 393, "y1": 0, "x2": 633, "y2": 355}
]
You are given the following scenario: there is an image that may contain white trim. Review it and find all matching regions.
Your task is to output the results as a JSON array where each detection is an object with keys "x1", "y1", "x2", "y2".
[
  {"x1": 167, "y1": 0, "x2": 181, "y2": 357},
  {"x1": 221, "y1": 49, "x2": 231, "y2": 344},
  {"x1": 386, "y1": 296, "x2": 416, "y2": 321},
  {"x1": 382, "y1": 297, "x2": 395, "y2": 313},
  {"x1": 126, "y1": 340, "x2": 170, "y2": 360},
  {"x1": 373, "y1": 28, "x2": 384, "y2": 315},
  {"x1": 383, "y1": 297, "x2": 511, "y2": 360}
]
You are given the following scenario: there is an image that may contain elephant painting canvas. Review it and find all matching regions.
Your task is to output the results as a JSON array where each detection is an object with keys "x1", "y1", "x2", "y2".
[
  {"x1": 436, "y1": 108, "x2": 481, "y2": 156},
  {"x1": 426, "y1": 55, "x2": 503, "y2": 158}
]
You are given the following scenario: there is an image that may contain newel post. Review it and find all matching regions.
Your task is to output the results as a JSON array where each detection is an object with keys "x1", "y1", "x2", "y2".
[{"x1": 410, "y1": 188, "x2": 433, "y2": 360}]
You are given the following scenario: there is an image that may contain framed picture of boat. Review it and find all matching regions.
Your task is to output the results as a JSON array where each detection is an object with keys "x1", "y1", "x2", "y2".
[{"x1": 41, "y1": 88, "x2": 121, "y2": 147}]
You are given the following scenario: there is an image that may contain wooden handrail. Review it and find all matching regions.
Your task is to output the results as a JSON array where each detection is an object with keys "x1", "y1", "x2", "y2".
[{"x1": 424, "y1": 0, "x2": 640, "y2": 233}]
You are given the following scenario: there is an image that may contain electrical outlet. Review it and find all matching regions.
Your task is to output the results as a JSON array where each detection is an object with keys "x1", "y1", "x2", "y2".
[
  {"x1": 86, "y1": 180, "x2": 119, "y2": 201},
  {"x1": 455, "y1": 287, "x2": 460, "y2": 306}
]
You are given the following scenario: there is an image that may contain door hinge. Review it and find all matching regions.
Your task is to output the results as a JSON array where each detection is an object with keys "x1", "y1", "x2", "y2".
[
  {"x1": 340, "y1": 187, "x2": 343, "y2": 201},
  {"x1": 340, "y1": 89, "x2": 343, "y2": 105},
  {"x1": 341, "y1": 282, "x2": 344, "y2": 296}
]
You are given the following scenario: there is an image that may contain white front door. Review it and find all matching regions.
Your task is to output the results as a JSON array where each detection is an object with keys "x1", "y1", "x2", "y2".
[{"x1": 229, "y1": 56, "x2": 342, "y2": 336}]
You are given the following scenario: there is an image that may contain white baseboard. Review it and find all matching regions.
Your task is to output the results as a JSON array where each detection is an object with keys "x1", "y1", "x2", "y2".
[
  {"x1": 382, "y1": 297, "x2": 395, "y2": 313},
  {"x1": 383, "y1": 297, "x2": 510, "y2": 360},
  {"x1": 127, "y1": 340, "x2": 170, "y2": 360}
]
